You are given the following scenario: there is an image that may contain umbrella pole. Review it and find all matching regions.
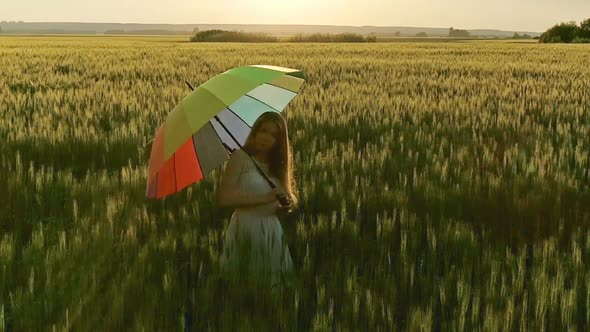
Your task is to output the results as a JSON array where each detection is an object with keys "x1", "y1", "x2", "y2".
[{"x1": 184, "y1": 81, "x2": 278, "y2": 191}]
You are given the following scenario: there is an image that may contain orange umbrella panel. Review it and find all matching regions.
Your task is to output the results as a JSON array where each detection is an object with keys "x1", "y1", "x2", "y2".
[{"x1": 146, "y1": 121, "x2": 228, "y2": 199}]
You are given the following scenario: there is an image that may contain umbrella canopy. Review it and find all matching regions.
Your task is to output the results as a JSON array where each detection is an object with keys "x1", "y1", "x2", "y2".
[{"x1": 146, "y1": 65, "x2": 305, "y2": 199}]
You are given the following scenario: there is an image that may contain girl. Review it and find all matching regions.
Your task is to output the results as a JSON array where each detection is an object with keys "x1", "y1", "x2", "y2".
[{"x1": 217, "y1": 111, "x2": 298, "y2": 290}]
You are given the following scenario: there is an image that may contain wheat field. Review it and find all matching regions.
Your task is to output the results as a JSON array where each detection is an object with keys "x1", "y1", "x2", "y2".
[{"x1": 1, "y1": 35, "x2": 589, "y2": 331}]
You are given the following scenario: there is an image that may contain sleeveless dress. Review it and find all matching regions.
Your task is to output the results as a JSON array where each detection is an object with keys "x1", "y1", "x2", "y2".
[{"x1": 218, "y1": 149, "x2": 295, "y2": 290}]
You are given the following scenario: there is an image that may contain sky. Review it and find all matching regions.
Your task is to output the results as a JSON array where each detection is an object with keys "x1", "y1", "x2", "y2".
[{"x1": 2, "y1": 0, "x2": 590, "y2": 32}]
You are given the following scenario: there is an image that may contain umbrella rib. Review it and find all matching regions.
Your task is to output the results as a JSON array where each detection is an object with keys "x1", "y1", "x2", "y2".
[
  {"x1": 209, "y1": 112, "x2": 276, "y2": 190},
  {"x1": 221, "y1": 142, "x2": 234, "y2": 153},
  {"x1": 285, "y1": 71, "x2": 305, "y2": 79},
  {"x1": 243, "y1": 94, "x2": 281, "y2": 113},
  {"x1": 191, "y1": 134, "x2": 204, "y2": 177},
  {"x1": 265, "y1": 82, "x2": 301, "y2": 94},
  {"x1": 226, "y1": 106, "x2": 252, "y2": 129},
  {"x1": 213, "y1": 115, "x2": 244, "y2": 151}
]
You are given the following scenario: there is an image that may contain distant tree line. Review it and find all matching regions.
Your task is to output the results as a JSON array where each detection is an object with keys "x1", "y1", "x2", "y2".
[
  {"x1": 388, "y1": 28, "x2": 537, "y2": 39},
  {"x1": 539, "y1": 18, "x2": 590, "y2": 43},
  {"x1": 190, "y1": 30, "x2": 377, "y2": 43},
  {"x1": 289, "y1": 32, "x2": 376, "y2": 42},
  {"x1": 512, "y1": 33, "x2": 533, "y2": 39},
  {"x1": 190, "y1": 29, "x2": 278, "y2": 42},
  {"x1": 449, "y1": 27, "x2": 470, "y2": 38}
]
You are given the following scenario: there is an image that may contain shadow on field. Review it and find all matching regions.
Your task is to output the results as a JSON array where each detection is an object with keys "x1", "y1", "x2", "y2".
[
  {"x1": 5, "y1": 136, "x2": 144, "y2": 179},
  {"x1": 405, "y1": 179, "x2": 590, "y2": 249}
]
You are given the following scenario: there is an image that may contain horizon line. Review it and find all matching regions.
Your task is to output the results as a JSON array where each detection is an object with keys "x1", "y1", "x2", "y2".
[{"x1": 0, "y1": 20, "x2": 544, "y2": 33}]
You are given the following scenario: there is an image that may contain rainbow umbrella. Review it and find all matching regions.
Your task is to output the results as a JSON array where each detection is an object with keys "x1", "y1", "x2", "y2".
[{"x1": 146, "y1": 65, "x2": 305, "y2": 199}]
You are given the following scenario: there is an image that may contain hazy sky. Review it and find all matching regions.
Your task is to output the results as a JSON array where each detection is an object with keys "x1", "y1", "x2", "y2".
[{"x1": 3, "y1": 0, "x2": 590, "y2": 32}]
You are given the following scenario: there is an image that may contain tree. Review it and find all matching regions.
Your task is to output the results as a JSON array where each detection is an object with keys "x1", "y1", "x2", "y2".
[
  {"x1": 394, "y1": 31, "x2": 401, "y2": 37},
  {"x1": 540, "y1": 21, "x2": 579, "y2": 43},
  {"x1": 449, "y1": 27, "x2": 470, "y2": 37},
  {"x1": 416, "y1": 32, "x2": 428, "y2": 37},
  {"x1": 190, "y1": 29, "x2": 277, "y2": 42},
  {"x1": 579, "y1": 18, "x2": 590, "y2": 38}
]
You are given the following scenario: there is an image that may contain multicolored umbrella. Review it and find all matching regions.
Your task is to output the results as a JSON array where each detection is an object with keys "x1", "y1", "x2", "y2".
[{"x1": 146, "y1": 65, "x2": 305, "y2": 199}]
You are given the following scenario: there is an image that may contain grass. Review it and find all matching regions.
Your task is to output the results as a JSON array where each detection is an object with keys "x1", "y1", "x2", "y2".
[{"x1": 1, "y1": 35, "x2": 589, "y2": 331}]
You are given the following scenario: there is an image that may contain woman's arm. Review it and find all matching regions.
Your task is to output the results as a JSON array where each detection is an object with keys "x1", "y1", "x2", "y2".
[{"x1": 217, "y1": 149, "x2": 276, "y2": 209}]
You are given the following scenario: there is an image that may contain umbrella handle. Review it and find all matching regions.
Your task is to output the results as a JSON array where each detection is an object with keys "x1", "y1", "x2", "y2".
[
  {"x1": 241, "y1": 149, "x2": 292, "y2": 206},
  {"x1": 242, "y1": 150, "x2": 292, "y2": 207}
]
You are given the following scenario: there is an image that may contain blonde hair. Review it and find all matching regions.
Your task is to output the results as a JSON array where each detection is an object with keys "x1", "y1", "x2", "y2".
[{"x1": 242, "y1": 112, "x2": 299, "y2": 209}]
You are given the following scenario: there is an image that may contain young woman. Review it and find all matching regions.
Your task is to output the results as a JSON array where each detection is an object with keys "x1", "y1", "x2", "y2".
[{"x1": 217, "y1": 111, "x2": 298, "y2": 290}]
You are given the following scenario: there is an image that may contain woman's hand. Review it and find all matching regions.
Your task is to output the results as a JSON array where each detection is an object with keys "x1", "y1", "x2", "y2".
[
  {"x1": 270, "y1": 187, "x2": 291, "y2": 207},
  {"x1": 270, "y1": 198, "x2": 293, "y2": 215}
]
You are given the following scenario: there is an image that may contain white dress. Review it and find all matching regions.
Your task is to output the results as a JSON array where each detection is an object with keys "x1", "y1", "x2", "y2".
[{"x1": 218, "y1": 149, "x2": 295, "y2": 289}]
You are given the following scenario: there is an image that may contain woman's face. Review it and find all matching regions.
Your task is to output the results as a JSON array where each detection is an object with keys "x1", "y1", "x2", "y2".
[{"x1": 254, "y1": 120, "x2": 280, "y2": 152}]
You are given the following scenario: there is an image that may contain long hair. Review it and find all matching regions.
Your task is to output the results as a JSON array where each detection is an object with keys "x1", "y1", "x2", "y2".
[{"x1": 242, "y1": 112, "x2": 299, "y2": 209}]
